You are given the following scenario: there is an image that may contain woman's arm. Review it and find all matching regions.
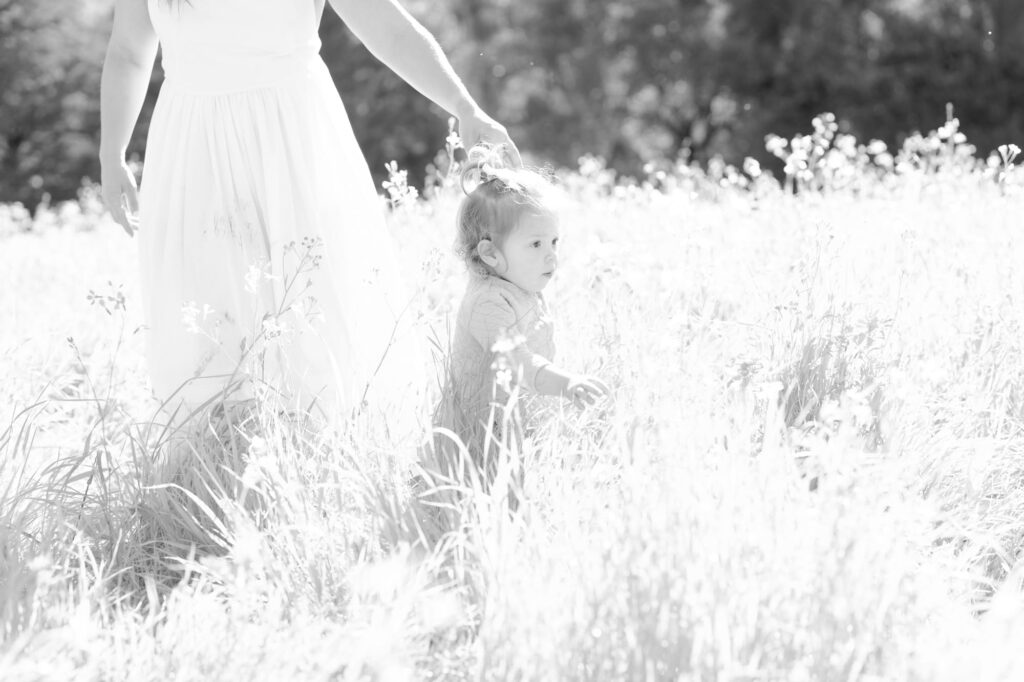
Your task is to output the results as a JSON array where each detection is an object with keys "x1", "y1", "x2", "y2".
[
  {"x1": 326, "y1": 0, "x2": 521, "y2": 164},
  {"x1": 100, "y1": 0, "x2": 159, "y2": 235}
]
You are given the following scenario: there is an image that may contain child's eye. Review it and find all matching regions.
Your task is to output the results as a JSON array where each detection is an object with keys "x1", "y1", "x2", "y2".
[
  {"x1": 530, "y1": 240, "x2": 542, "y2": 248},
  {"x1": 552, "y1": 238, "x2": 560, "y2": 248}
]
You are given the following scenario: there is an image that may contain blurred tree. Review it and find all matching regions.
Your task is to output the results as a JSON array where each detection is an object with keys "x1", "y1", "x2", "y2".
[
  {"x1": 0, "y1": 1, "x2": 108, "y2": 205},
  {"x1": 3, "y1": 0, "x2": 1024, "y2": 204},
  {"x1": 605, "y1": 0, "x2": 737, "y2": 164},
  {"x1": 319, "y1": 0, "x2": 459, "y2": 191}
]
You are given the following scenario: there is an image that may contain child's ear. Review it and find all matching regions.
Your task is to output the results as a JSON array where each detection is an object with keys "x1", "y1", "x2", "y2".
[{"x1": 477, "y1": 239, "x2": 500, "y2": 267}]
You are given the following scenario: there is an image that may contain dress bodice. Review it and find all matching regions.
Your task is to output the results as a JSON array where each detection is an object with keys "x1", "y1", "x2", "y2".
[{"x1": 147, "y1": 0, "x2": 327, "y2": 94}]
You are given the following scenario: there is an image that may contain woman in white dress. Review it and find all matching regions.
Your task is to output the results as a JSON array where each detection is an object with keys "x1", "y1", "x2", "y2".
[{"x1": 99, "y1": 0, "x2": 519, "y2": 422}]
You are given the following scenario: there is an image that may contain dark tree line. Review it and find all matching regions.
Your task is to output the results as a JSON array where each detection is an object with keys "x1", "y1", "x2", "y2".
[{"x1": 2, "y1": 0, "x2": 1023, "y2": 205}]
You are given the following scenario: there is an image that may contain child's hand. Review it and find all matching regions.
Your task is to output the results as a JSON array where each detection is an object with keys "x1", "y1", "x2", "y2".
[{"x1": 565, "y1": 375, "x2": 610, "y2": 409}]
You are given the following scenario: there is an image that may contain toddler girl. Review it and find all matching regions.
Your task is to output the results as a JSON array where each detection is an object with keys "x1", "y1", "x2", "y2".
[{"x1": 434, "y1": 147, "x2": 609, "y2": 487}]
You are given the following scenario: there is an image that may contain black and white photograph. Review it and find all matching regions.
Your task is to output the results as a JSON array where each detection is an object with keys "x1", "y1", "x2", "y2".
[{"x1": 1, "y1": 0, "x2": 1023, "y2": 679}]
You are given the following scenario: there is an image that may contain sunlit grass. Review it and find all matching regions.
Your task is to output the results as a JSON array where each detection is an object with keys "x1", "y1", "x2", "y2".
[{"x1": 1, "y1": 119, "x2": 1024, "y2": 680}]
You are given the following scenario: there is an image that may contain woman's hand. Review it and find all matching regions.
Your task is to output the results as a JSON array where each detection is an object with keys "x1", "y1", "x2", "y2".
[
  {"x1": 456, "y1": 106, "x2": 523, "y2": 167},
  {"x1": 326, "y1": 1, "x2": 523, "y2": 167},
  {"x1": 101, "y1": 157, "x2": 140, "y2": 237}
]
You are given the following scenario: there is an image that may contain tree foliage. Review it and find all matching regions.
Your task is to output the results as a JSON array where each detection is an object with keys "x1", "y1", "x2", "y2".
[
  {"x1": 0, "y1": 0, "x2": 108, "y2": 204},
  {"x1": 2, "y1": 0, "x2": 1023, "y2": 204}
]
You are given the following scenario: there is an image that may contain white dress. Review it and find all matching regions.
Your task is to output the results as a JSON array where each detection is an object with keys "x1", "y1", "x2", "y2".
[{"x1": 139, "y1": 0, "x2": 422, "y2": 422}]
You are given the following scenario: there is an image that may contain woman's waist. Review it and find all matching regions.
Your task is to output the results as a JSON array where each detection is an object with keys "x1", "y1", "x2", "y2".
[{"x1": 158, "y1": 45, "x2": 327, "y2": 95}]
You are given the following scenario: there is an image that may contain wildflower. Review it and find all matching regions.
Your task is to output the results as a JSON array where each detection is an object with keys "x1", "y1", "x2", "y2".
[
  {"x1": 826, "y1": 150, "x2": 846, "y2": 171},
  {"x1": 181, "y1": 301, "x2": 215, "y2": 334},
  {"x1": 756, "y1": 381, "x2": 784, "y2": 400},
  {"x1": 231, "y1": 527, "x2": 265, "y2": 572},
  {"x1": 382, "y1": 160, "x2": 419, "y2": 207},
  {"x1": 261, "y1": 316, "x2": 291, "y2": 342},
  {"x1": 998, "y1": 144, "x2": 1021, "y2": 165},
  {"x1": 743, "y1": 157, "x2": 761, "y2": 178},
  {"x1": 835, "y1": 134, "x2": 857, "y2": 157},
  {"x1": 765, "y1": 134, "x2": 788, "y2": 157},
  {"x1": 578, "y1": 154, "x2": 607, "y2": 178},
  {"x1": 875, "y1": 152, "x2": 894, "y2": 170},
  {"x1": 490, "y1": 334, "x2": 525, "y2": 393},
  {"x1": 249, "y1": 436, "x2": 268, "y2": 456},
  {"x1": 491, "y1": 334, "x2": 523, "y2": 357},
  {"x1": 790, "y1": 134, "x2": 813, "y2": 156},
  {"x1": 242, "y1": 440, "x2": 272, "y2": 488},
  {"x1": 493, "y1": 364, "x2": 513, "y2": 393},
  {"x1": 445, "y1": 119, "x2": 463, "y2": 155},
  {"x1": 867, "y1": 140, "x2": 888, "y2": 156},
  {"x1": 783, "y1": 156, "x2": 807, "y2": 177},
  {"x1": 244, "y1": 261, "x2": 275, "y2": 295},
  {"x1": 291, "y1": 295, "x2": 324, "y2": 325},
  {"x1": 812, "y1": 113, "x2": 838, "y2": 138},
  {"x1": 937, "y1": 118, "x2": 960, "y2": 140}
]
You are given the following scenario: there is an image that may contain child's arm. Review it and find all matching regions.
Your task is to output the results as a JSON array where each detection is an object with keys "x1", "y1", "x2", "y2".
[
  {"x1": 533, "y1": 364, "x2": 610, "y2": 409},
  {"x1": 469, "y1": 295, "x2": 609, "y2": 408}
]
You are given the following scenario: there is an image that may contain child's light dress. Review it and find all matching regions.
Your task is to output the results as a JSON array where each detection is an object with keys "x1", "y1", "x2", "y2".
[
  {"x1": 435, "y1": 273, "x2": 555, "y2": 474},
  {"x1": 139, "y1": 0, "x2": 421, "y2": 420}
]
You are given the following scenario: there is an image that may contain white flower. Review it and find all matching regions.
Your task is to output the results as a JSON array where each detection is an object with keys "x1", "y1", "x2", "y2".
[
  {"x1": 765, "y1": 134, "x2": 788, "y2": 157},
  {"x1": 181, "y1": 301, "x2": 214, "y2": 334},
  {"x1": 491, "y1": 334, "x2": 524, "y2": 355},
  {"x1": 875, "y1": 152, "x2": 894, "y2": 169},
  {"x1": 261, "y1": 317, "x2": 290, "y2": 342},
  {"x1": 937, "y1": 118, "x2": 959, "y2": 140},
  {"x1": 245, "y1": 262, "x2": 276, "y2": 295},
  {"x1": 998, "y1": 143, "x2": 1021, "y2": 165}
]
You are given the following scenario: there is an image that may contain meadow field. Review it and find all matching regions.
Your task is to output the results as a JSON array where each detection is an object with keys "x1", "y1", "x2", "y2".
[{"x1": 1, "y1": 118, "x2": 1024, "y2": 681}]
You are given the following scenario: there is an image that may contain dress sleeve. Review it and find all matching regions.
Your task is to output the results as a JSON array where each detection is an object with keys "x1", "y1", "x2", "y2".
[{"x1": 467, "y1": 295, "x2": 552, "y2": 391}]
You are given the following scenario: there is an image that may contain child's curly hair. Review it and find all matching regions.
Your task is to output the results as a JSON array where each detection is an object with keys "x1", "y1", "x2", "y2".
[{"x1": 454, "y1": 145, "x2": 561, "y2": 274}]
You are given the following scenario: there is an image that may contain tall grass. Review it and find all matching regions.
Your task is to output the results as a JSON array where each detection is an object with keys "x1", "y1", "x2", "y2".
[{"x1": 1, "y1": 115, "x2": 1023, "y2": 680}]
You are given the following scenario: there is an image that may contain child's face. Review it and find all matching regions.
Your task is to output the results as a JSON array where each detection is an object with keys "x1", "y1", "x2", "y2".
[{"x1": 494, "y1": 212, "x2": 560, "y2": 293}]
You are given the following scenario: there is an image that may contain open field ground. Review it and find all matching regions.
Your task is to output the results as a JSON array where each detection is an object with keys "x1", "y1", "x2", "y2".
[{"x1": 2, "y1": 125, "x2": 1024, "y2": 680}]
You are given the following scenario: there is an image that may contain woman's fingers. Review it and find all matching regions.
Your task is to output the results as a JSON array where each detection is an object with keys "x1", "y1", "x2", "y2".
[
  {"x1": 459, "y1": 110, "x2": 523, "y2": 168},
  {"x1": 122, "y1": 178, "x2": 139, "y2": 216},
  {"x1": 121, "y1": 181, "x2": 140, "y2": 236},
  {"x1": 103, "y1": 189, "x2": 128, "y2": 235},
  {"x1": 498, "y1": 137, "x2": 523, "y2": 168},
  {"x1": 101, "y1": 163, "x2": 139, "y2": 237},
  {"x1": 480, "y1": 127, "x2": 521, "y2": 168}
]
